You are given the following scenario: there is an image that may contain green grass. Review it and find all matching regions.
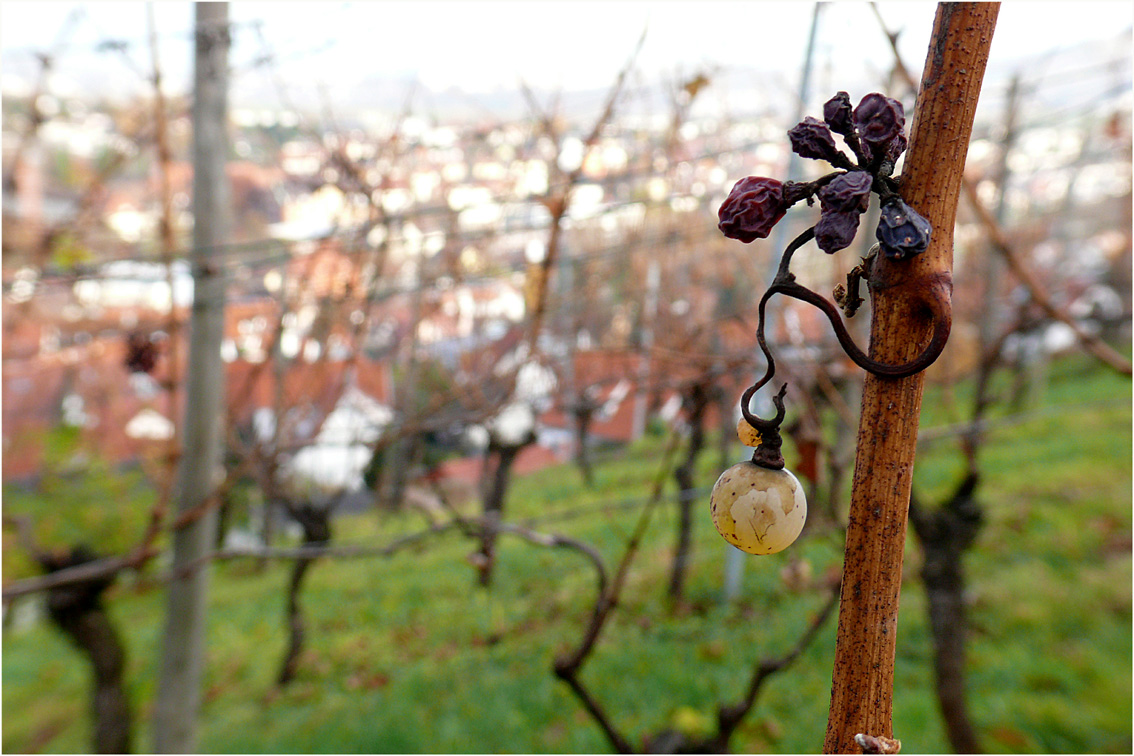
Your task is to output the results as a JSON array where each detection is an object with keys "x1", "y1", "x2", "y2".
[{"x1": 3, "y1": 355, "x2": 1130, "y2": 753}]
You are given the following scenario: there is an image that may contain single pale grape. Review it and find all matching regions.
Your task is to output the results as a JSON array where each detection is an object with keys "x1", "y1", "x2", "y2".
[
  {"x1": 736, "y1": 417, "x2": 762, "y2": 448},
  {"x1": 709, "y1": 461, "x2": 807, "y2": 555}
]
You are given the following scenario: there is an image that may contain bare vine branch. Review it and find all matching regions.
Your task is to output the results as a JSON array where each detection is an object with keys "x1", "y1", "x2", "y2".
[
  {"x1": 959, "y1": 180, "x2": 1132, "y2": 376},
  {"x1": 524, "y1": 26, "x2": 648, "y2": 353}
]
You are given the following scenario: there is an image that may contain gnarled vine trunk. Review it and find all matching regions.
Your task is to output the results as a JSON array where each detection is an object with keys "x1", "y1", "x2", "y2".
[
  {"x1": 909, "y1": 475, "x2": 984, "y2": 753},
  {"x1": 40, "y1": 546, "x2": 132, "y2": 754},
  {"x1": 668, "y1": 380, "x2": 710, "y2": 602},
  {"x1": 277, "y1": 504, "x2": 332, "y2": 686},
  {"x1": 475, "y1": 434, "x2": 535, "y2": 587}
]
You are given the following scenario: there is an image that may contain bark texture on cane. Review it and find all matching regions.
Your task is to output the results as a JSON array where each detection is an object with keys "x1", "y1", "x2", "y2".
[{"x1": 823, "y1": 4, "x2": 999, "y2": 752}]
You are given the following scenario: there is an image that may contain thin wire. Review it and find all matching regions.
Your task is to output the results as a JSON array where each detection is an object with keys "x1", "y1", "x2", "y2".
[
  {"x1": 3, "y1": 213, "x2": 755, "y2": 370},
  {"x1": 11, "y1": 210, "x2": 730, "y2": 300},
  {"x1": 13, "y1": 122, "x2": 775, "y2": 276}
]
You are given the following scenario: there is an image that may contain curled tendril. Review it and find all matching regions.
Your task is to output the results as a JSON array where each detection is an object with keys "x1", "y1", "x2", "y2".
[
  {"x1": 741, "y1": 381, "x2": 786, "y2": 436},
  {"x1": 738, "y1": 225, "x2": 951, "y2": 467}
]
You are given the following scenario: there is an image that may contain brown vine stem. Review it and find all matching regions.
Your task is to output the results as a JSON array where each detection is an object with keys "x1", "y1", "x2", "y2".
[
  {"x1": 823, "y1": 4, "x2": 1000, "y2": 753},
  {"x1": 872, "y1": 3, "x2": 1132, "y2": 379},
  {"x1": 552, "y1": 428, "x2": 683, "y2": 754}
]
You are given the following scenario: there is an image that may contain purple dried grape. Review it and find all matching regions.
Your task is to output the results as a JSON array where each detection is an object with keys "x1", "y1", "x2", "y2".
[
  {"x1": 875, "y1": 198, "x2": 932, "y2": 259},
  {"x1": 853, "y1": 93, "x2": 905, "y2": 146},
  {"x1": 886, "y1": 132, "x2": 908, "y2": 163},
  {"x1": 718, "y1": 176, "x2": 787, "y2": 243},
  {"x1": 823, "y1": 91, "x2": 855, "y2": 137},
  {"x1": 815, "y1": 210, "x2": 862, "y2": 254},
  {"x1": 818, "y1": 171, "x2": 873, "y2": 214},
  {"x1": 814, "y1": 172, "x2": 872, "y2": 253},
  {"x1": 788, "y1": 117, "x2": 841, "y2": 163}
]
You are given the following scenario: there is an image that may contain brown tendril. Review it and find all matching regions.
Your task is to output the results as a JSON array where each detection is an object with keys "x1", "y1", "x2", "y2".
[{"x1": 739, "y1": 225, "x2": 950, "y2": 450}]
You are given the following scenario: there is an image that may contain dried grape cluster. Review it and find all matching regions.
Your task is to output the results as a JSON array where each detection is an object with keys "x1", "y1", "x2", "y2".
[
  {"x1": 710, "y1": 93, "x2": 938, "y2": 558},
  {"x1": 718, "y1": 91, "x2": 931, "y2": 260}
]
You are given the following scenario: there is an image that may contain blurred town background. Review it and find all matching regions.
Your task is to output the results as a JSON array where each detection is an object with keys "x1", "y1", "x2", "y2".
[
  {"x1": 3, "y1": 3, "x2": 1129, "y2": 488},
  {"x1": 2, "y1": 2, "x2": 1131, "y2": 754}
]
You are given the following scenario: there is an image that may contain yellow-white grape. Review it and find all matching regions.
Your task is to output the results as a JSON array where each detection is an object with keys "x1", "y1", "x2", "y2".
[
  {"x1": 709, "y1": 461, "x2": 807, "y2": 555},
  {"x1": 736, "y1": 417, "x2": 762, "y2": 448}
]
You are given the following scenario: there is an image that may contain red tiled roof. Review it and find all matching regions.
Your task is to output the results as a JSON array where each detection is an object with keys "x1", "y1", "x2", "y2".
[
  {"x1": 2, "y1": 336, "x2": 150, "y2": 479},
  {"x1": 429, "y1": 441, "x2": 568, "y2": 488},
  {"x1": 2, "y1": 320, "x2": 393, "y2": 480},
  {"x1": 225, "y1": 356, "x2": 392, "y2": 430},
  {"x1": 285, "y1": 238, "x2": 365, "y2": 300},
  {"x1": 512, "y1": 442, "x2": 568, "y2": 475}
]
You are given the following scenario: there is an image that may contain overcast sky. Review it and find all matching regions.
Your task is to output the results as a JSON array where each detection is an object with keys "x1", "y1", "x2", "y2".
[{"x1": 1, "y1": 1, "x2": 1131, "y2": 111}]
